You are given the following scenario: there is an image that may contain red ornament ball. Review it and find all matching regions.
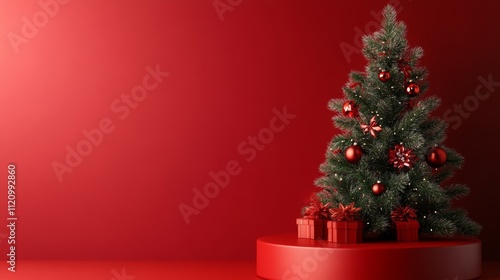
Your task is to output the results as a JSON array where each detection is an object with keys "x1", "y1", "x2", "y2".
[
  {"x1": 426, "y1": 147, "x2": 447, "y2": 168},
  {"x1": 345, "y1": 145, "x2": 363, "y2": 164},
  {"x1": 372, "y1": 182, "x2": 386, "y2": 196},
  {"x1": 378, "y1": 70, "x2": 391, "y2": 82},
  {"x1": 342, "y1": 100, "x2": 359, "y2": 118},
  {"x1": 406, "y1": 83, "x2": 420, "y2": 97}
]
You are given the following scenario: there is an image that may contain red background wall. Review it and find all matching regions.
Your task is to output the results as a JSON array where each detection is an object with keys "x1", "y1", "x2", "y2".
[{"x1": 0, "y1": 0, "x2": 499, "y2": 262}]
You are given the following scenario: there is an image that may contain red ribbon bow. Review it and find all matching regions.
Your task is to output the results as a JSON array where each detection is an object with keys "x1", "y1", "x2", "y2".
[
  {"x1": 391, "y1": 206, "x2": 418, "y2": 222},
  {"x1": 303, "y1": 197, "x2": 331, "y2": 220},
  {"x1": 388, "y1": 144, "x2": 417, "y2": 170},
  {"x1": 329, "y1": 202, "x2": 361, "y2": 222},
  {"x1": 361, "y1": 116, "x2": 382, "y2": 137}
]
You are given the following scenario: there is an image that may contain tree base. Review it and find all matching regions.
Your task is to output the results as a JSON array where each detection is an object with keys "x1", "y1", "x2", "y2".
[{"x1": 256, "y1": 233, "x2": 481, "y2": 280}]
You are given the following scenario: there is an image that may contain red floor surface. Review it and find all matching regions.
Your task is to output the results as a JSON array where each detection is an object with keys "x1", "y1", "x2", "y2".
[{"x1": 0, "y1": 261, "x2": 498, "y2": 280}]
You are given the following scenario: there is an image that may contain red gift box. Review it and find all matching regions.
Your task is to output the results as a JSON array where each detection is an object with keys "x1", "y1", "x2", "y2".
[
  {"x1": 327, "y1": 220, "x2": 363, "y2": 243},
  {"x1": 296, "y1": 218, "x2": 328, "y2": 239},
  {"x1": 309, "y1": 219, "x2": 328, "y2": 240},
  {"x1": 395, "y1": 220, "x2": 419, "y2": 242},
  {"x1": 296, "y1": 218, "x2": 310, "y2": 239}
]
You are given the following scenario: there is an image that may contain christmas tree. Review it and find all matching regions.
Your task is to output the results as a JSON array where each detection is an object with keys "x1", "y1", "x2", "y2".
[{"x1": 309, "y1": 5, "x2": 481, "y2": 239}]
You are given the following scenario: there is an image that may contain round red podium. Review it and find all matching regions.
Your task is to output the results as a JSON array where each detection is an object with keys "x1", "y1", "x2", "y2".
[{"x1": 256, "y1": 234, "x2": 481, "y2": 280}]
